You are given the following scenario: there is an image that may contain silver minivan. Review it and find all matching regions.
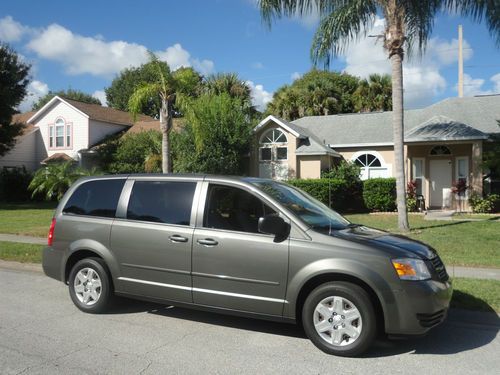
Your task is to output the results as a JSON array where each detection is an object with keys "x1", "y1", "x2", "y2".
[{"x1": 43, "y1": 174, "x2": 452, "y2": 356}]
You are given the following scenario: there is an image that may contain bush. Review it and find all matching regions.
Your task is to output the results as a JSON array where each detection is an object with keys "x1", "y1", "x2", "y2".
[
  {"x1": 287, "y1": 178, "x2": 356, "y2": 212},
  {"x1": 0, "y1": 167, "x2": 32, "y2": 202},
  {"x1": 469, "y1": 193, "x2": 500, "y2": 213},
  {"x1": 363, "y1": 178, "x2": 397, "y2": 211}
]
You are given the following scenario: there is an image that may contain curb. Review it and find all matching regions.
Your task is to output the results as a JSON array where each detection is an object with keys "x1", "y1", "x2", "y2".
[{"x1": 0, "y1": 259, "x2": 43, "y2": 273}]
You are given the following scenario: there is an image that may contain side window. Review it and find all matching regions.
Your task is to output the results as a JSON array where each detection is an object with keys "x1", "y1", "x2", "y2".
[
  {"x1": 63, "y1": 179, "x2": 125, "y2": 218},
  {"x1": 127, "y1": 181, "x2": 196, "y2": 225},
  {"x1": 204, "y1": 184, "x2": 276, "y2": 233}
]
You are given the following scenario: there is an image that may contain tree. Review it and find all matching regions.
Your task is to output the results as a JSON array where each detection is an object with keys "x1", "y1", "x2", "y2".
[
  {"x1": 353, "y1": 74, "x2": 392, "y2": 112},
  {"x1": 32, "y1": 89, "x2": 101, "y2": 110},
  {"x1": 0, "y1": 44, "x2": 30, "y2": 156},
  {"x1": 259, "y1": 0, "x2": 500, "y2": 231},
  {"x1": 266, "y1": 70, "x2": 360, "y2": 120},
  {"x1": 172, "y1": 93, "x2": 253, "y2": 175},
  {"x1": 28, "y1": 162, "x2": 98, "y2": 200},
  {"x1": 106, "y1": 62, "x2": 201, "y2": 118}
]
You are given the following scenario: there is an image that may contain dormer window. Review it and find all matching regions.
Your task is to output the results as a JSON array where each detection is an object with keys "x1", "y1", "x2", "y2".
[{"x1": 49, "y1": 118, "x2": 72, "y2": 149}]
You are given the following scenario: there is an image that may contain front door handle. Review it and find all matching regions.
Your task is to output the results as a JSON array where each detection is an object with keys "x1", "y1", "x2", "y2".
[
  {"x1": 169, "y1": 235, "x2": 188, "y2": 243},
  {"x1": 197, "y1": 238, "x2": 218, "y2": 246}
]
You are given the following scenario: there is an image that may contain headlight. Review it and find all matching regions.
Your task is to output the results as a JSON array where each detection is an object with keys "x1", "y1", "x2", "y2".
[{"x1": 392, "y1": 258, "x2": 431, "y2": 281}]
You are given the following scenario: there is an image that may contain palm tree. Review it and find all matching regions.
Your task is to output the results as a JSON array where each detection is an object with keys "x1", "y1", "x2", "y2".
[
  {"x1": 259, "y1": 0, "x2": 499, "y2": 231},
  {"x1": 29, "y1": 162, "x2": 98, "y2": 200},
  {"x1": 129, "y1": 52, "x2": 175, "y2": 173},
  {"x1": 354, "y1": 74, "x2": 392, "y2": 112}
]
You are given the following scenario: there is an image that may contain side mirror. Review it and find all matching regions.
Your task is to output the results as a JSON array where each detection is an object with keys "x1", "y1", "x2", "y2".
[{"x1": 258, "y1": 215, "x2": 290, "y2": 243}]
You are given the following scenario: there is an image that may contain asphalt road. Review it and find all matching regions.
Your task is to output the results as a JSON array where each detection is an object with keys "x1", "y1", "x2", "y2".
[{"x1": 1, "y1": 268, "x2": 499, "y2": 375}]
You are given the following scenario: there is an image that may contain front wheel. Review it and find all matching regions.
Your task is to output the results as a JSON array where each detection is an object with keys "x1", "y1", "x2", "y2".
[
  {"x1": 302, "y1": 282, "x2": 377, "y2": 357},
  {"x1": 68, "y1": 258, "x2": 113, "y2": 313}
]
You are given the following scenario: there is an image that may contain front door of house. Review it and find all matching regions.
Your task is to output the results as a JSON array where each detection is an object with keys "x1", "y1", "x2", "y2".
[{"x1": 429, "y1": 159, "x2": 452, "y2": 208}]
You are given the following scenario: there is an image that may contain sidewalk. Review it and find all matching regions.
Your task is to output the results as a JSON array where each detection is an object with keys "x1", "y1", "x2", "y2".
[{"x1": 0, "y1": 233, "x2": 46, "y2": 245}]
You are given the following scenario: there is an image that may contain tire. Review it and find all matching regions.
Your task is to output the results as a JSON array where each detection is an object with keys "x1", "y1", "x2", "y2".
[
  {"x1": 302, "y1": 282, "x2": 377, "y2": 357},
  {"x1": 68, "y1": 257, "x2": 113, "y2": 314}
]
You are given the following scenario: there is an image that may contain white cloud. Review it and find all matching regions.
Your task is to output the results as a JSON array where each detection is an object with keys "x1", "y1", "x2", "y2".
[
  {"x1": 340, "y1": 17, "x2": 472, "y2": 108},
  {"x1": 92, "y1": 90, "x2": 107, "y2": 106},
  {"x1": 491, "y1": 73, "x2": 500, "y2": 93},
  {"x1": 25, "y1": 22, "x2": 214, "y2": 77},
  {"x1": 252, "y1": 62, "x2": 265, "y2": 69},
  {"x1": 18, "y1": 80, "x2": 49, "y2": 112},
  {"x1": 0, "y1": 16, "x2": 30, "y2": 42},
  {"x1": 246, "y1": 80, "x2": 273, "y2": 111},
  {"x1": 291, "y1": 71, "x2": 302, "y2": 81},
  {"x1": 459, "y1": 73, "x2": 500, "y2": 96}
]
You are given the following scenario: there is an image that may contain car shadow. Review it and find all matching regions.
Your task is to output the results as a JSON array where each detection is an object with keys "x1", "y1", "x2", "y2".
[{"x1": 106, "y1": 296, "x2": 498, "y2": 356}]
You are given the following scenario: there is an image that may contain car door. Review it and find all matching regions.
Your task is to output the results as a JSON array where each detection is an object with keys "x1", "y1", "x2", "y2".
[
  {"x1": 192, "y1": 181, "x2": 289, "y2": 316},
  {"x1": 111, "y1": 178, "x2": 201, "y2": 303}
]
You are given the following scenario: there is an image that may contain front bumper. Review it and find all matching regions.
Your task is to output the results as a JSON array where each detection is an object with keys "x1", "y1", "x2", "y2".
[
  {"x1": 385, "y1": 278, "x2": 452, "y2": 335},
  {"x1": 42, "y1": 246, "x2": 65, "y2": 282}
]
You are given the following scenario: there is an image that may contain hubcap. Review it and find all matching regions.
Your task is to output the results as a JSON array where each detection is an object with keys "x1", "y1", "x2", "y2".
[
  {"x1": 74, "y1": 267, "x2": 102, "y2": 306},
  {"x1": 313, "y1": 296, "x2": 362, "y2": 346}
]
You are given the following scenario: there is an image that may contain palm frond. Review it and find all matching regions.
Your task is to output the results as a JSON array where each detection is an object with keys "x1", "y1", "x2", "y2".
[{"x1": 128, "y1": 83, "x2": 161, "y2": 120}]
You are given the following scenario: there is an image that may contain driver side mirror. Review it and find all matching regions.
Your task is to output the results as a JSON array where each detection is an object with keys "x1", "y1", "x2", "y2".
[{"x1": 258, "y1": 215, "x2": 290, "y2": 243}]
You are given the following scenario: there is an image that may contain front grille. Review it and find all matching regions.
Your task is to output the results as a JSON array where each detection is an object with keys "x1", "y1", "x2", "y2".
[
  {"x1": 429, "y1": 255, "x2": 449, "y2": 282},
  {"x1": 417, "y1": 310, "x2": 447, "y2": 328}
]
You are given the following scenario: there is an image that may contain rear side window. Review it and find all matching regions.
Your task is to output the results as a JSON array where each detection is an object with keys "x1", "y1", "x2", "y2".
[
  {"x1": 63, "y1": 179, "x2": 125, "y2": 218},
  {"x1": 127, "y1": 181, "x2": 196, "y2": 226}
]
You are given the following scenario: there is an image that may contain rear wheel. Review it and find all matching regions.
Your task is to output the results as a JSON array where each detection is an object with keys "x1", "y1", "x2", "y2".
[
  {"x1": 302, "y1": 282, "x2": 377, "y2": 357},
  {"x1": 68, "y1": 258, "x2": 113, "y2": 313}
]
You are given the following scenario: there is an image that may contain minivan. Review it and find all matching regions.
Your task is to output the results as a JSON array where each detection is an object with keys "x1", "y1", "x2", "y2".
[{"x1": 43, "y1": 174, "x2": 452, "y2": 356}]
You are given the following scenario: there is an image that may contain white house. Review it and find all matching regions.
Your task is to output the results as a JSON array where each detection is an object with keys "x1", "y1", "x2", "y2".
[{"x1": 0, "y1": 96, "x2": 156, "y2": 170}]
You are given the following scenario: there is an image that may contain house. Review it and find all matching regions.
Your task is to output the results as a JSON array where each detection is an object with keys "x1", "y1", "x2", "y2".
[
  {"x1": 251, "y1": 95, "x2": 500, "y2": 209},
  {"x1": 0, "y1": 96, "x2": 157, "y2": 170}
]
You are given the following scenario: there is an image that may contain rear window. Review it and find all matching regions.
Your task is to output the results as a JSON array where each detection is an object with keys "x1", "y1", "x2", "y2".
[
  {"x1": 63, "y1": 179, "x2": 125, "y2": 218},
  {"x1": 126, "y1": 181, "x2": 196, "y2": 226}
]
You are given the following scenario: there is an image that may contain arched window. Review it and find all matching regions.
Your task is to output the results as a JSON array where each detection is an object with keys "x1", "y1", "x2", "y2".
[
  {"x1": 350, "y1": 151, "x2": 390, "y2": 180},
  {"x1": 49, "y1": 117, "x2": 72, "y2": 149},
  {"x1": 430, "y1": 145, "x2": 451, "y2": 155},
  {"x1": 259, "y1": 129, "x2": 287, "y2": 161}
]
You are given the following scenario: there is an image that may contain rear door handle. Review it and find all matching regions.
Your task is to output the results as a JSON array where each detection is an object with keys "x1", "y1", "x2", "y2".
[
  {"x1": 169, "y1": 235, "x2": 188, "y2": 243},
  {"x1": 197, "y1": 238, "x2": 218, "y2": 246}
]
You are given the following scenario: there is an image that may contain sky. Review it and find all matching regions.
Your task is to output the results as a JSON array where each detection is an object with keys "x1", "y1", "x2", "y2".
[{"x1": 1, "y1": 0, "x2": 499, "y2": 113}]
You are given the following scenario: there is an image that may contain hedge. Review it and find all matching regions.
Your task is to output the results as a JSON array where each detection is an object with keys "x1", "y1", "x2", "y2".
[
  {"x1": 0, "y1": 168, "x2": 32, "y2": 202},
  {"x1": 287, "y1": 178, "x2": 362, "y2": 212},
  {"x1": 362, "y1": 178, "x2": 396, "y2": 211}
]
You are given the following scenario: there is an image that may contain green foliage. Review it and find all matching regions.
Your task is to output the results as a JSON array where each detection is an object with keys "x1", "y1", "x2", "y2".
[
  {"x1": 321, "y1": 161, "x2": 364, "y2": 210},
  {"x1": 363, "y1": 178, "x2": 397, "y2": 212},
  {"x1": 265, "y1": 70, "x2": 360, "y2": 120},
  {"x1": 104, "y1": 130, "x2": 162, "y2": 174},
  {"x1": 0, "y1": 44, "x2": 30, "y2": 156},
  {"x1": 0, "y1": 167, "x2": 32, "y2": 202},
  {"x1": 469, "y1": 193, "x2": 500, "y2": 213},
  {"x1": 406, "y1": 197, "x2": 417, "y2": 212},
  {"x1": 28, "y1": 162, "x2": 100, "y2": 201},
  {"x1": 172, "y1": 93, "x2": 252, "y2": 175},
  {"x1": 353, "y1": 74, "x2": 392, "y2": 112},
  {"x1": 32, "y1": 89, "x2": 101, "y2": 111}
]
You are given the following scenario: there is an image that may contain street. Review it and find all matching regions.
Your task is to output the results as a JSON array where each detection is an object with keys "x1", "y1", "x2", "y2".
[{"x1": 1, "y1": 268, "x2": 498, "y2": 375}]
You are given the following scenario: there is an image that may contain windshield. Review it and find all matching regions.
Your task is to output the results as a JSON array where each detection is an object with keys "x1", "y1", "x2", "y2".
[{"x1": 250, "y1": 180, "x2": 351, "y2": 233}]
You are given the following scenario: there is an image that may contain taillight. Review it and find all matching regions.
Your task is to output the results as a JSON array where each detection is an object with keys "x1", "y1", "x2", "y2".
[{"x1": 48, "y1": 218, "x2": 56, "y2": 246}]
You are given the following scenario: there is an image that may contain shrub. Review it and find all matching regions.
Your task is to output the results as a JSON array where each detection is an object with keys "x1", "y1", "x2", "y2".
[
  {"x1": 287, "y1": 178, "x2": 356, "y2": 212},
  {"x1": 0, "y1": 167, "x2": 32, "y2": 202},
  {"x1": 469, "y1": 193, "x2": 500, "y2": 213},
  {"x1": 321, "y1": 161, "x2": 364, "y2": 211},
  {"x1": 363, "y1": 178, "x2": 397, "y2": 211}
]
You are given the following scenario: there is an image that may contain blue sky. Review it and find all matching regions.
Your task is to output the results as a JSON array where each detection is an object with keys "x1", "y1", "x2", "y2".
[{"x1": 1, "y1": 0, "x2": 499, "y2": 112}]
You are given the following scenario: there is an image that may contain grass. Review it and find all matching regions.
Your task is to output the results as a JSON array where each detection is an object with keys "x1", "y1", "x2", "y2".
[
  {"x1": 345, "y1": 214, "x2": 500, "y2": 268},
  {"x1": 0, "y1": 241, "x2": 44, "y2": 263},
  {"x1": 451, "y1": 278, "x2": 500, "y2": 312},
  {"x1": 0, "y1": 202, "x2": 56, "y2": 237},
  {"x1": 452, "y1": 213, "x2": 499, "y2": 220}
]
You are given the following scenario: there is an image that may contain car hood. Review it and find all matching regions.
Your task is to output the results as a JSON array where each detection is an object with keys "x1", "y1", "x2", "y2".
[{"x1": 331, "y1": 225, "x2": 436, "y2": 259}]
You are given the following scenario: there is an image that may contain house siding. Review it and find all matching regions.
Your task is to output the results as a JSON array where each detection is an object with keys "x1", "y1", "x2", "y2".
[
  {"x1": 88, "y1": 119, "x2": 128, "y2": 146},
  {"x1": 0, "y1": 130, "x2": 38, "y2": 171}
]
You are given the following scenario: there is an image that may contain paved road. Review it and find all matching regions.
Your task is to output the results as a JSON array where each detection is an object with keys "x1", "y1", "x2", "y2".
[{"x1": 1, "y1": 269, "x2": 499, "y2": 375}]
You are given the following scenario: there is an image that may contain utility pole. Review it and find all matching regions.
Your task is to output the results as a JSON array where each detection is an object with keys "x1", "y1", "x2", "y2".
[{"x1": 458, "y1": 24, "x2": 464, "y2": 98}]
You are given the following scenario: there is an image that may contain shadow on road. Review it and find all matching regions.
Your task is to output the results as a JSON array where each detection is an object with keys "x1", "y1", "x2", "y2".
[{"x1": 106, "y1": 296, "x2": 498, "y2": 357}]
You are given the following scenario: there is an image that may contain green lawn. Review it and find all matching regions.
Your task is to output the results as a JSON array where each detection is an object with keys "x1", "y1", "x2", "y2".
[
  {"x1": 345, "y1": 214, "x2": 500, "y2": 268},
  {"x1": 0, "y1": 241, "x2": 44, "y2": 263},
  {"x1": 0, "y1": 202, "x2": 56, "y2": 237},
  {"x1": 451, "y1": 278, "x2": 500, "y2": 312}
]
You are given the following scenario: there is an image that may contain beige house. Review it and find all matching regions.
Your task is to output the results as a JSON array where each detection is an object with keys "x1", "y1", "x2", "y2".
[{"x1": 251, "y1": 95, "x2": 500, "y2": 210}]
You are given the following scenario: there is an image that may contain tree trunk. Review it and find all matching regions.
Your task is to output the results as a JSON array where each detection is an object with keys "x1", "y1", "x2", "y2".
[
  {"x1": 390, "y1": 52, "x2": 409, "y2": 231},
  {"x1": 160, "y1": 100, "x2": 171, "y2": 173}
]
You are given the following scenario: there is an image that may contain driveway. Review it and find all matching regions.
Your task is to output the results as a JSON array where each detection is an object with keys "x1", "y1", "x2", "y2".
[{"x1": 1, "y1": 268, "x2": 499, "y2": 374}]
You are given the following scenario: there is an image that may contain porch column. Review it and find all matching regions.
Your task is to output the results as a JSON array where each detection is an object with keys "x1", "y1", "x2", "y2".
[{"x1": 471, "y1": 141, "x2": 483, "y2": 195}]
